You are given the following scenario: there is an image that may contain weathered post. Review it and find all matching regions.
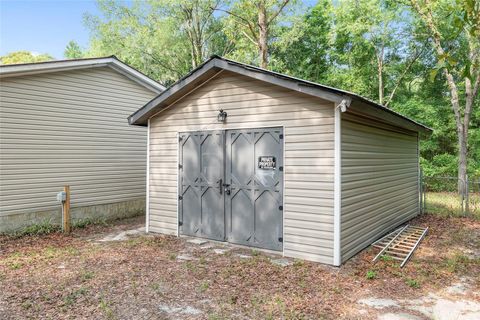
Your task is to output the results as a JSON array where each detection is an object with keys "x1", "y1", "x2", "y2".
[{"x1": 63, "y1": 185, "x2": 71, "y2": 233}]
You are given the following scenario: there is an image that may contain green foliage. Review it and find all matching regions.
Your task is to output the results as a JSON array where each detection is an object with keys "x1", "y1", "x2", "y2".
[
  {"x1": 380, "y1": 255, "x2": 394, "y2": 262},
  {"x1": 64, "y1": 40, "x2": 84, "y2": 59},
  {"x1": 0, "y1": 51, "x2": 54, "y2": 65},
  {"x1": 366, "y1": 270, "x2": 377, "y2": 279},
  {"x1": 273, "y1": 0, "x2": 332, "y2": 82},
  {"x1": 85, "y1": 0, "x2": 230, "y2": 85},
  {"x1": 405, "y1": 278, "x2": 420, "y2": 288},
  {"x1": 76, "y1": 0, "x2": 479, "y2": 178},
  {"x1": 9, "y1": 222, "x2": 60, "y2": 238}
]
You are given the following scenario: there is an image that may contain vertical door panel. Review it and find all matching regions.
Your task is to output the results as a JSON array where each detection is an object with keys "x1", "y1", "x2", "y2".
[
  {"x1": 179, "y1": 131, "x2": 225, "y2": 241},
  {"x1": 225, "y1": 128, "x2": 283, "y2": 251}
]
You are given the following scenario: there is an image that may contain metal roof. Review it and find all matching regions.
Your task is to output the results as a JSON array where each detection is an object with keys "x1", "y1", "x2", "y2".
[
  {"x1": 128, "y1": 55, "x2": 432, "y2": 135},
  {"x1": 0, "y1": 56, "x2": 165, "y2": 93}
]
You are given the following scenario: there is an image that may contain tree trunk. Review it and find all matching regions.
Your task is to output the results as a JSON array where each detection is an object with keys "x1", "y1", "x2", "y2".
[
  {"x1": 257, "y1": 1, "x2": 268, "y2": 69},
  {"x1": 376, "y1": 43, "x2": 385, "y2": 105},
  {"x1": 457, "y1": 128, "x2": 468, "y2": 196},
  {"x1": 378, "y1": 56, "x2": 383, "y2": 105}
]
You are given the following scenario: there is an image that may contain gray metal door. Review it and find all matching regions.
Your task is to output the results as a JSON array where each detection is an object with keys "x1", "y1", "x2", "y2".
[
  {"x1": 178, "y1": 131, "x2": 225, "y2": 241},
  {"x1": 225, "y1": 128, "x2": 284, "y2": 251}
]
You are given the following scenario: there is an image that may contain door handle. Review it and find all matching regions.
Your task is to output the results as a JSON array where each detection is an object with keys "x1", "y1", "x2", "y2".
[{"x1": 218, "y1": 178, "x2": 223, "y2": 194}]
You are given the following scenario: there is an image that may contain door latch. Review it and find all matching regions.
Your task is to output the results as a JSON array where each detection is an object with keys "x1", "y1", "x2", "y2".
[{"x1": 223, "y1": 183, "x2": 231, "y2": 195}]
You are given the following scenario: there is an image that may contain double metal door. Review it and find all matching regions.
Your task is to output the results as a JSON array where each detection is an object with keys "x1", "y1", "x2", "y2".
[{"x1": 178, "y1": 127, "x2": 283, "y2": 251}]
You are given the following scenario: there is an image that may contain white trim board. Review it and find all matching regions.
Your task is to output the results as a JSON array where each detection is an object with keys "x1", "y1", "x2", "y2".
[
  {"x1": 146, "y1": 118, "x2": 151, "y2": 233},
  {"x1": 333, "y1": 105, "x2": 342, "y2": 266}
]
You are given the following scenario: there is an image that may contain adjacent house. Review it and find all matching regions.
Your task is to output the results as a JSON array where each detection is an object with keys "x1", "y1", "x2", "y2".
[
  {"x1": 0, "y1": 56, "x2": 164, "y2": 232},
  {"x1": 129, "y1": 56, "x2": 432, "y2": 265}
]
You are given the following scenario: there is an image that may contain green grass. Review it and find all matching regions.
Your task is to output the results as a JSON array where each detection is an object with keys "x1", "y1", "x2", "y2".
[
  {"x1": 424, "y1": 192, "x2": 480, "y2": 218},
  {"x1": 8, "y1": 222, "x2": 60, "y2": 238},
  {"x1": 72, "y1": 217, "x2": 108, "y2": 229},
  {"x1": 2, "y1": 217, "x2": 111, "y2": 238},
  {"x1": 405, "y1": 278, "x2": 420, "y2": 288},
  {"x1": 366, "y1": 270, "x2": 377, "y2": 280}
]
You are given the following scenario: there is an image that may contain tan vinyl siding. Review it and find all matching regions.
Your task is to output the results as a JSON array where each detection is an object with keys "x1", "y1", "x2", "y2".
[
  {"x1": 149, "y1": 71, "x2": 335, "y2": 264},
  {"x1": 0, "y1": 67, "x2": 156, "y2": 216},
  {"x1": 340, "y1": 113, "x2": 419, "y2": 261}
]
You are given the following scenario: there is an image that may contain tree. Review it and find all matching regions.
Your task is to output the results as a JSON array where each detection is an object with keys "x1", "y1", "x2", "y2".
[
  {"x1": 328, "y1": 0, "x2": 424, "y2": 105},
  {"x1": 85, "y1": 0, "x2": 229, "y2": 85},
  {"x1": 0, "y1": 51, "x2": 53, "y2": 65},
  {"x1": 217, "y1": 0, "x2": 293, "y2": 69},
  {"x1": 64, "y1": 41, "x2": 84, "y2": 59},
  {"x1": 408, "y1": 0, "x2": 480, "y2": 194},
  {"x1": 273, "y1": 0, "x2": 332, "y2": 82},
  {"x1": 170, "y1": 0, "x2": 228, "y2": 68}
]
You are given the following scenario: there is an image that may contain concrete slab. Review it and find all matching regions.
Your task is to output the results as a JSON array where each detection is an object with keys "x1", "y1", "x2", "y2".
[
  {"x1": 158, "y1": 304, "x2": 201, "y2": 315},
  {"x1": 408, "y1": 295, "x2": 480, "y2": 320},
  {"x1": 358, "y1": 298, "x2": 399, "y2": 309},
  {"x1": 378, "y1": 313, "x2": 422, "y2": 320},
  {"x1": 176, "y1": 254, "x2": 195, "y2": 261},
  {"x1": 271, "y1": 258, "x2": 293, "y2": 267},
  {"x1": 187, "y1": 239, "x2": 208, "y2": 245},
  {"x1": 213, "y1": 248, "x2": 230, "y2": 255},
  {"x1": 97, "y1": 227, "x2": 145, "y2": 242}
]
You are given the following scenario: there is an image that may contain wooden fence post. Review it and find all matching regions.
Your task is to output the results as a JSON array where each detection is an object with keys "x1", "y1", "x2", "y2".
[{"x1": 63, "y1": 185, "x2": 71, "y2": 233}]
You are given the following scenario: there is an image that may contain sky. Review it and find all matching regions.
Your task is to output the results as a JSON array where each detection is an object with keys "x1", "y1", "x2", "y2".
[
  {"x1": 0, "y1": 0, "x2": 103, "y2": 58},
  {"x1": 0, "y1": 0, "x2": 318, "y2": 59}
]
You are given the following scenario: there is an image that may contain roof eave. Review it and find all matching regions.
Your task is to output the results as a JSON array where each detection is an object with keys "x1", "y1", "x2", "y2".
[
  {"x1": 129, "y1": 56, "x2": 432, "y2": 136},
  {"x1": 346, "y1": 100, "x2": 433, "y2": 137},
  {"x1": 0, "y1": 56, "x2": 165, "y2": 93}
]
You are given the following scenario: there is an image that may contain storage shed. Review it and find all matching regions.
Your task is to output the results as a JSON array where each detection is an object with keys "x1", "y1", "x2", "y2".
[
  {"x1": 129, "y1": 56, "x2": 432, "y2": 265},
  {"x1": 0, "y1": 56, "x2": 165, "y2": 232}
]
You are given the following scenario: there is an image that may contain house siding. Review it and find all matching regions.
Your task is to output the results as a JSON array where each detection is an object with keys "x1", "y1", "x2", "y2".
[
  {"x1": 0, "y1": 67, "x2": 157, "y2": 225},
  {"x1": 149, "y1": 71, "x2": 335, "y2": 264},
  {"x1": 340, "y1": 112, "x2": 420, "y2": 262}
]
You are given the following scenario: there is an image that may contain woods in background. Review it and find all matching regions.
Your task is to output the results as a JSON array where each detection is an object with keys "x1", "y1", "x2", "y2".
[{"x1": 1, "y1": 0, "x2": 478, "y2": 188}]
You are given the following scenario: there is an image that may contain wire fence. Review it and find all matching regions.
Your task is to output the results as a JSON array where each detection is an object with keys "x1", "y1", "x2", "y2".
[{"x1": 420, "y1": 173, "x2": 480, "y2": 217}]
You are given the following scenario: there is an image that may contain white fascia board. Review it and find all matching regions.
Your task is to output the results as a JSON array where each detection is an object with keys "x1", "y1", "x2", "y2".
[{"x1": 108, "y1": 59, "x2": 165, "y2": 93}]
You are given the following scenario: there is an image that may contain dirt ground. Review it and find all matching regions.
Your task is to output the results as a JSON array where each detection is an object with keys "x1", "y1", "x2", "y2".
[{"x1": 1, "y1": 213, "x2": 479, "y2": 320}]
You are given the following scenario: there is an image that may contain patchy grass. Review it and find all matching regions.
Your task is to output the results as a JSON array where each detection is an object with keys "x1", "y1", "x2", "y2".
[
  {"x1": 425, "y1": 192, "x2": 480, "y2": 218},
  {"x1": 0, "y1": 214, "x2": 478, "y2": 319},
  {"x1": 72, "y1": 217, "x2": 109, "y2": 229},
  {"x1": 366, "y1": 270, "x2": 377, "y2": 280},
  {"x1": 405, "y1": 278, "x2": 420, "y2": 289},
  {"x1": 6, "y1": 221, "x2": 61, "y2": 238}
]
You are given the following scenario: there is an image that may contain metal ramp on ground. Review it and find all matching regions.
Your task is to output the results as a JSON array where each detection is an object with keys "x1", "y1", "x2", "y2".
[{"x1": 372, "y1": 225, "x2": 428, "y2": 267}]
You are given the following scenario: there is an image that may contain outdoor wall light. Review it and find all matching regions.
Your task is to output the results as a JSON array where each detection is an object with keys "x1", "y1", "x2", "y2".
[{"x1": 217, "y1": 109, "x2": 227, "y2": 122}]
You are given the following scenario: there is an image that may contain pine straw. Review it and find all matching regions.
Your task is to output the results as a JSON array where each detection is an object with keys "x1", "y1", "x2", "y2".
[{"x1": 0, "y1": 214, "x2": 478, "y2": 319}]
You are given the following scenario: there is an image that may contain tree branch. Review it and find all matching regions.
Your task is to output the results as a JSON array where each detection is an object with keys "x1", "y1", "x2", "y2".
[
  {"x1": 267, "y1": 0, "x2": 290, "y2": 26},
  {"x1": 213, "y1": 7, "x2": 258, "y2": 42},
  {"x1": 384, "y1": 45, "x2": 427, "y2": 108}
]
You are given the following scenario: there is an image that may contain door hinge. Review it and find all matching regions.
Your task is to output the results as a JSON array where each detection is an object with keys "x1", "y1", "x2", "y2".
[
  {"x1": 178, "y1": 164, "x2": 183, "y2": 169},
  {"x1": 179, "y1": 136, "x2": 183, "y2": 141},
  {"x1": 279, "y1": 134, "x2": 283, "y2": 139},
  {"x1": 178, "y1": 221, "x2": 183, "y2": 226},
  {"x1": 279, "y1": 205, "x2": 283, "y2": 211},
  {"x1": 278, "y1": 237, "x2": 283, "y2": 243},
  {"x1": 178, "y1": 195, "x2": 183, "y2": 200},
  {"x1": 279, "y1": 166, "x2": 284, "y2": 172}
]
